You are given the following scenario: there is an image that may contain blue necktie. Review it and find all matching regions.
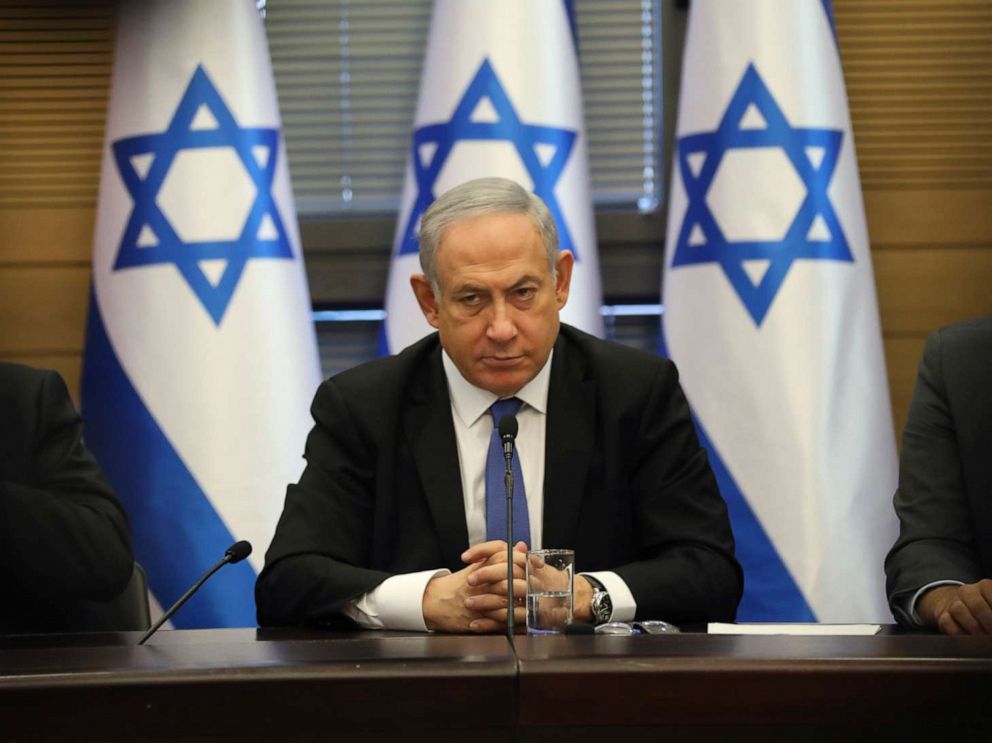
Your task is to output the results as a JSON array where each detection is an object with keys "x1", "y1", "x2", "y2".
[{"x1": 485, "y1": 397, "x2": 531, "y2": 546}]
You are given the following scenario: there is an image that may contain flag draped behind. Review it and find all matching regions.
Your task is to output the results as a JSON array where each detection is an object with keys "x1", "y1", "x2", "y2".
[
  {"x1": 382, "y1": 0, "x2": 604, "y2": 354},
  {"x1": 82, "y1": 0, "x2": 321, "y2": 627},
  {"x1": 662, "y1": 0, "x2": 898, "y2": 622}
]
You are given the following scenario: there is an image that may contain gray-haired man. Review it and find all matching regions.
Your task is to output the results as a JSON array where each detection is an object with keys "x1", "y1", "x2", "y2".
[{"x1": 257, "y1": 177, "x2": 741, "y2": 632}]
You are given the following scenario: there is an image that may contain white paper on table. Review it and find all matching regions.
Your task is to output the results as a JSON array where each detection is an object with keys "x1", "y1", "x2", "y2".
[{"x1": 707, "y1": 623, "x2": 881, "y2": 636}]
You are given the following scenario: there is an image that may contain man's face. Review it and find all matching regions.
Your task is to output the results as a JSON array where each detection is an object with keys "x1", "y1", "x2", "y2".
[{"x1": 411, "y1": 211, "x2": 573, "y2": 397}]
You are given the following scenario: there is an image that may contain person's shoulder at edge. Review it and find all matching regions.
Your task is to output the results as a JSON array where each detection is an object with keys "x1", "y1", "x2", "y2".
[
  {"x1": 930, "y1": 313, "x2": 992, "y2": 350},
  {"x1": 0, "y1": 362, "x2": 76, "y2": 450},
  {"x1": 920, "y1": 314, "x2": 992, "y2": 396},
  {"x1": 0, "y1": 360, "x2": 58, "y2": 397}
]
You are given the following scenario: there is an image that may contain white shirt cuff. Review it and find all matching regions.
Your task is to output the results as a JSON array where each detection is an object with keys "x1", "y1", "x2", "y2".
[
  {"x1": 907, "y1": 579, "x2": 965, "y2": 626},
  {"x1": 581, "y1": 570, "x2": 637, "y2": 623},
  {"x1": 342, "y1": 569, "x2": 451, "y2": 631}
]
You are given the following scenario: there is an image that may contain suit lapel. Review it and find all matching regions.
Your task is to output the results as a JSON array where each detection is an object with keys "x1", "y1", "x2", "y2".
[
  {"x1": 543, "y1": 332, "x2": 596, "y2": 551},
  {"x1": 402, "y1": 348, "x2": 469, "y2": 569}
]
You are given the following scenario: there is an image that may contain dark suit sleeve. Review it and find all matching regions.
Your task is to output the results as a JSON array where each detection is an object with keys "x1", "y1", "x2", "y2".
[
  {"x1": 615, "y1": 361, "x2": 743, "y2": 623},
  {"x1": 885, "y1": 330, "x2": 983, "y2": 626},
  {"x1": 256, "y1": 378, "x2": 392, "y2": 627},
  {"x1": 0, "y1": 370, "x2": 133, "y2": 605}
]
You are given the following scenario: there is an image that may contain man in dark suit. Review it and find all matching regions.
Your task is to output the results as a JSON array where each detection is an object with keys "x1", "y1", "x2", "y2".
[
  {"x1": 885, "y1": 315, "x2": 992, "y2": 635},
  {"x1": 0, "y1": 363, "x2": 134, "y2": 634},
  {"x1": 257, "y1": 177, "x2": 741, "y2": 632}
]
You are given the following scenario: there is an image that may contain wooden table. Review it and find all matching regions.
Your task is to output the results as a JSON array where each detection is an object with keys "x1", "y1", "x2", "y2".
[
  {"x1": 514, "y1": 630, "x2": 992, "y2": 741},
  {"x1": 1, "y1": 627, "x2": 990, "y2": 741},
  {"x1": 0, "y1": 629, "x2": 517, "y2": 742}
]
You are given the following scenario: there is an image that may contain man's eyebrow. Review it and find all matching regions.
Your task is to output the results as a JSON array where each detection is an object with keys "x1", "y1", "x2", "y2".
[
  {"x1": 449, "y1": 275, "x2": 542, "y2": 295},
  {"x1": 509, "y1": 274, "x2": 542, "y2": 289}
]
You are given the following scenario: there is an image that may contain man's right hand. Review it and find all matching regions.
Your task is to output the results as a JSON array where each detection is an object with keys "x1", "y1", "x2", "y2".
[
  {"x1": 422, "y1": 562, "x2": 492, "y2": 633},
  {"x1": 422, "y1": 541, "x2": 527, "y2": 633},
  {"x1": 917, "y1": 579, "x2": 992, "y2": 635}
]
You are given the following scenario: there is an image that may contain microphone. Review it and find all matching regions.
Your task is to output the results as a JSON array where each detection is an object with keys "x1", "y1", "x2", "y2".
[
  {"x1": 498, "y1": 413, "x2": 518, "y2": 639},
  {"x1": 499, "y1": 414, "x2": 517, "y2": 458},
  {"x1": 225, "y1": 540, "x2": 253, "y2": 563},
  {"x1": 138, "y1": 540, "x2": 252, "y2": 645}
]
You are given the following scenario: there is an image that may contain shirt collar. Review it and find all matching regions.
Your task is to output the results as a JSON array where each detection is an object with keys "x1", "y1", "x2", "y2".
[{"x1": 442, "y1": 348, "x2": 553, "y2": 427}]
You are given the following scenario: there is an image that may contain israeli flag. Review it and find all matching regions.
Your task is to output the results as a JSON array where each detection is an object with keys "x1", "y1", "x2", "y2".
[
  {"x1": 662, "y1": 0, "x2": 898, "y2": 622},
  {"x1": 82, "y1": 0, "x2": 321, "y2": 627},
  {"x1": 382, "y1": 0, "x2": 604, "y2": 353}
]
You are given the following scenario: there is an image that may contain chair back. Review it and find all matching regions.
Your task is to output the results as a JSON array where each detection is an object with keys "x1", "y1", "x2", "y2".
[{"x1": 68, "y1": 562, "x2": 152, "y2": 632}]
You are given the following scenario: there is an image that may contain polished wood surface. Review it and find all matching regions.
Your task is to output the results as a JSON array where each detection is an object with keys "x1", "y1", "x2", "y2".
[
  {"x1": 1, "y1": 628, "x2": 990, "y2": 741},
  {"x1": 0, "y1": 629, "x2": 517, "y2": 742},
  {"x1": 514, "y1": 630, "x2": 992, "y2": 741}
]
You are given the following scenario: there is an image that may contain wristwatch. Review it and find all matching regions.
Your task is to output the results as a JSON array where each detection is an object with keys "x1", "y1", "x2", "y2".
[{"x1": 587, "y1": 577, "x2": 612, "y2": 624}]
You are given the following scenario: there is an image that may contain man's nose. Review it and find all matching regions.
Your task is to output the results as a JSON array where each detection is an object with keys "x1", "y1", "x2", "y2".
[{"x1": 486, "y1": 300, "x2": 517, "y2": 343}]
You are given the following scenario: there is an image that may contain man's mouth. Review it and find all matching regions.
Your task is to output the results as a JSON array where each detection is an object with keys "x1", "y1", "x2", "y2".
[{"x1": 482, "y1": 355, "x2": 524, "y2": 367}]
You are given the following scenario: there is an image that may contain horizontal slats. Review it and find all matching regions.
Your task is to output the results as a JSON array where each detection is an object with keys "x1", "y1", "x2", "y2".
[
  {"x1": 267, "y1": 0, "x2": 659, "y2": 213},
  {"x1": 836, "y1": 0, "x2": 992, "y2": 190},
  {"x1": 0, "y1": 3, "x2": 113, "y2": 209}
]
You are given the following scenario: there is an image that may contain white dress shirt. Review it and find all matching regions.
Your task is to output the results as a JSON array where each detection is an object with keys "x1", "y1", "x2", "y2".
[{"x1": 343, "y1": 349, "x2": 636, "y2": 630}]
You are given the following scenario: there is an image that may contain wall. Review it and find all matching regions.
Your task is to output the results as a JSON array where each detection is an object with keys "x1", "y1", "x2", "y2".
[
  {"x1": 0, "y1": 0, "x2": 990, "y2": 441},
  {"x1": 837, "y1": 0, "x2": 992, "y2": 435},
  {"x1": 0, "y1": 1, "x2": 112, "y2": 400}
]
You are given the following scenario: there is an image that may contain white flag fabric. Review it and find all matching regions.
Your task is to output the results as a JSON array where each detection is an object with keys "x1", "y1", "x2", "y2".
[
  {"x1": 82, "y1": 0, "x2": 321, "y2": 627},
  {"x1": 382, "y1": 0, "x2": 604, "y2": 354},
  {"x1": 662, "y1": 0, "x2": 898, "y2": 622}
]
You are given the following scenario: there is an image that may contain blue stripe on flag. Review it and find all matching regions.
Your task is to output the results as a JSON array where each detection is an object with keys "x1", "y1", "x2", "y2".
[
  {"x1": 692, "y1": 420, "x2": 816, "y2": 622},
  {"x1": 562, "y1": 0, "x2": 580, "y2": 54},
  {"x1": 81, "y1": 291, "x2": 258, "y2": 627},
  {"x1": 821, "y1": 0, "x2": 838, "y2": 44},
  {"x1": 660, "y1": 332, "x2": 814, "y2": 621}
]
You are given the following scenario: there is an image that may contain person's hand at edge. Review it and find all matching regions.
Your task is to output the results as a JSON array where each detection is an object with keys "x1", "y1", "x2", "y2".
[{"x1": 918, "y1": 579, "x2": 992, "y2": 635}]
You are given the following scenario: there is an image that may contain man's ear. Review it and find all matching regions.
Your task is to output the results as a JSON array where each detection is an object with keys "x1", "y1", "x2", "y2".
[
  {"x1": 554, "y1": 250, "x2": 574, "y2": 309},
  {"x1": 410, "y1": 273, "x2": 441, "y2": 328}
]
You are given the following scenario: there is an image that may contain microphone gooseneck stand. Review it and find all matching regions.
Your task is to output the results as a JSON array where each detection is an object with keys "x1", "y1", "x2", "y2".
[
  {"x1": 498, "y1": 414, "x2": 519, "y2": 641},
  {"x1": 505, "y1": 451, "x2": 515, "y2": 640},
  {"x1": 138, "y1": 540, "x2": 253, "y2": 645}
]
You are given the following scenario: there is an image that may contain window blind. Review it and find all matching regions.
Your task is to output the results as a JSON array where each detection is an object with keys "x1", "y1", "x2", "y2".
[{"x1": 264, "y1": 0, "x2": 662, "y2": 215}]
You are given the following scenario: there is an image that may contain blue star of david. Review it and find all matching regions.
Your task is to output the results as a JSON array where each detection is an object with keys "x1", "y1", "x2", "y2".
[
  {"x1": 112, "y1": 65, "x2": 293, "y2": 325},
  {"x1": 397, "y1": 58, "x2": 579, "y2": 260},
  {"x1": 671, "y1": 63, "x2": 853, "y2": 326}
]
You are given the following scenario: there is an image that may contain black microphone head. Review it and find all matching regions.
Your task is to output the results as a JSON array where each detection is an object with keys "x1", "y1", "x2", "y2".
[
  {"x1": 225, "y1": 540, "x2": 252, "y2": 563},
  {"x1": 498, "y1": 414, "x2": 518, "y2": 442}
]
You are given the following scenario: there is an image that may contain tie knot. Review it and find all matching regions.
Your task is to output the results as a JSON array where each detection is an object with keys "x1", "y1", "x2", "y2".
[{"x1": 490, "y1": 397, "x2": 523, "y2": 425}]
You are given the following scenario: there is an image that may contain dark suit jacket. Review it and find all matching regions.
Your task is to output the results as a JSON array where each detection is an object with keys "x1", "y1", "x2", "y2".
[
  {"x1": 885, "y1": 316, "x2": 992, "y2": 626},
  {"x1": 256, "y1": 325, "x2": 742, "y2": 627},
  {"x1": 0, "y1": 363, "x2": 134, "y2": 634}
]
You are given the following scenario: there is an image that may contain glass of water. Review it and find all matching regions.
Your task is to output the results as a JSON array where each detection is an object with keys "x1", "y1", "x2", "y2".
[{"x1": 525, "y1": 549, "x2": 574, "y2": 634}]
